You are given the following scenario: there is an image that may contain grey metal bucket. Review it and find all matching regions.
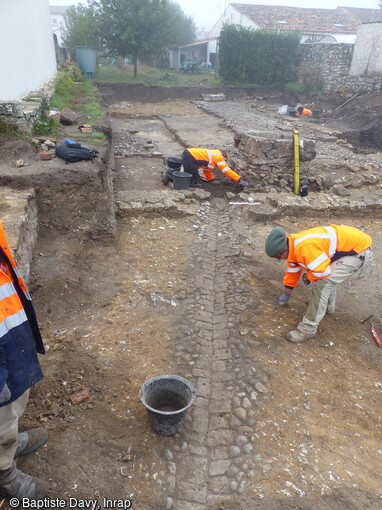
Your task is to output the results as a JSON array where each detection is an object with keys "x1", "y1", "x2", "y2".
[{"x1": 139, "y1": 375, "x2": 196, "y2": 435}]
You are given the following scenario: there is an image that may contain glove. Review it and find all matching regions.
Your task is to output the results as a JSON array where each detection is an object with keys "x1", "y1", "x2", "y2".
[
  {"x1": 238, "y1": 179, "x2": 248, "y2": 187},
  {"x1": 0, "y1": 383, "x2": 11, "y2": 404},
  {"x1": 278, "y1": 292, "x2": 291, "y2": 305},
  {"x1": 302, "y1": 273, "x2": 311, "y2": 286}
]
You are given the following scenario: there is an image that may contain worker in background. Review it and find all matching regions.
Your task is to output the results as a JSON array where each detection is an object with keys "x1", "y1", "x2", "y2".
[
  {"x1": 265, "y1": 224, "x2": 374, "y2": 344},
  {"x1": 0, "y1": 220, "x2": 49, "y2": 500},
  {"x1": 296, "y1": 106, "x2": 312, "y2": 117},
  {"x1": 181, "y1": 147, "x2": 248, "y2": 188}
]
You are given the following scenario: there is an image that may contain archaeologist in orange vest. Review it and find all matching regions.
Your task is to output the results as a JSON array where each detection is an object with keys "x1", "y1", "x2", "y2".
[
  {"x1": 296, "y1": 106, "x2": 312, "y2": 116},
  {"x1": 265, "y1": 224, "x2": 374, "y2": 343},
  {"x1": 0, "y1": 220, "x2": 49, "y2": 499},
  {"x1": 181, "y1": 147, "x2": 248, "y2": 188}
]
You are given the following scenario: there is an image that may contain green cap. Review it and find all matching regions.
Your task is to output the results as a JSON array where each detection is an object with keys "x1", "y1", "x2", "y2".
[{"x1": 265, "y1": 226, "x2": 288, "y2": 257}]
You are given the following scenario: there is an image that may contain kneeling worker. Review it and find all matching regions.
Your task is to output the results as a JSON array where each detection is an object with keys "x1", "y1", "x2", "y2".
[
  {"x1": 265, "y1": 224, "x2": 374, "y2": 343},
  {"x1": 181, "y1": 148, "x2": 248, "y2": 188}
]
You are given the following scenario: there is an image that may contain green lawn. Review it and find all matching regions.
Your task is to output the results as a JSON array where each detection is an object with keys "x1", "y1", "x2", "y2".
[{"x1": 95, "y1": 64, "x2": 220, "y2": 87}]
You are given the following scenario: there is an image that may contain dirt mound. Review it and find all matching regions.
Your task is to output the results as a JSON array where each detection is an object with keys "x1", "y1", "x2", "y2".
[{"x1": 0, "y1": 135, "x2": 37, "y2": 163}]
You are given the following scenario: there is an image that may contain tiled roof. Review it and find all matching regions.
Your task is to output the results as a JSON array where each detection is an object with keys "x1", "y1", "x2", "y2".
[
  {"x1": 50, "y1": 6, "x2": 70, "y2": 16},
  {"x1": 339, "y1": 6, "x2": 382, "y2": 23},
  {"x1": 231, "y1": 3, "x2": 382, "y2": 34}
]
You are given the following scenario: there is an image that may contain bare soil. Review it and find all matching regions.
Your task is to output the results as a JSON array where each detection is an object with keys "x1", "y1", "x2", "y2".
[{"x1": 1, "y1": 86, "x2": 382, "y2": 509}]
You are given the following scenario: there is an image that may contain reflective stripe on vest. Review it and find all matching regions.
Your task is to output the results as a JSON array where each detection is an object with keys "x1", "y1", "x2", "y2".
[
  {"x1": 0, "y1": 278, "x2": 29, "y2": 340},
  {"x1": 293, "y1": 225, "x2": 337, "y2": 258},
  {"x1": 286, "y1": 263, "x2": 301, "y2": 274},
  {"x1": 0, "y1": 308, "x2": 28, "y2": 339},
  {"x1": 206, "y1": 149, "x2": 217, "y2": 169}
]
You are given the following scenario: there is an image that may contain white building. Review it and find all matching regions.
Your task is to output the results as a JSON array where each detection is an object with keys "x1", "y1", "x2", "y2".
[
  {"x1": 0, "y1": 0, "x2": 57, "y2": 101},
  {"x1": 209, "y1": 3, "x2": 382, "y2": 44},
  {"x1": 173, "y1": 4, "x2": 382, "y2": 70},
  {"x1": 50, "y1": 5, "x2": 69, "y2": 47}
]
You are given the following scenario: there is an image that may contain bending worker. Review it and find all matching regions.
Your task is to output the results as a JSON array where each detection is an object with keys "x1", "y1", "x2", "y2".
[
  {"x1": 0, "y1": 220, "x2": 49, "y2": 499},
  {"x1": 297, "y1": 106, "x2": 312, "y2": 117},
  {"x1": 181, "y1": 147, "x2": 248, "y2": 188},
  {"x1": 265, "y1": 224, "x2": 374, "y2": 344}
]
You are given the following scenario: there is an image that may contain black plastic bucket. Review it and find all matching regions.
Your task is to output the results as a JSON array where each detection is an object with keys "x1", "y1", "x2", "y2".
[
  {"x1": 139, "y1": 375, "x2": 196, "y2": 435},
  {"x1": 165, "y1": 156, "x2": 182, "y2": 170},
  {"x1": 173, "y1": 171, "x2": 192, "y2": 190}
]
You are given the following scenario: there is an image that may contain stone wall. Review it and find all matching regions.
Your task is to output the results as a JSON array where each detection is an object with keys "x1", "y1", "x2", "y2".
[
  {"x1": 0, "y1": 99, "x2": 43, "y2": 133},
  {"x1": 300, "y1": 43, "x2": 382, "y2": 93},
  {"x1": 0, "y1": 83, "x2": 54, "y2": 133},
  {"x1": 231, "y1": 131, "x2": 316, "y2": 193},
  {"x1": 230, "y1": 130, "x2": 382, "y2": 196}
]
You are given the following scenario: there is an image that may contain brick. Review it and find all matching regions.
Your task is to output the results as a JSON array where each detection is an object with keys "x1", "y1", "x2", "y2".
[
  {"x1": 209, "y1": 459, "x2": 231, "y2": 476},
  {"x1": 212, "y1": 360, "x2": 227, "y2": 372},
  {"x1": 207, "y1": 429, "x2": 234, "y2": 447},
  {"x1": 195, "y1": 377, "x2": 211, "y2": 397},
  {"x1": 177, "y1": 482, "x2": 206, "y2": 503},
  {"x1": 208, "y1": 414, "x2": 229, "y2": 429},
  {"x1": 40, "y1": 152, "x2": 52, "y2": 160},
  {"x1": 211, "y1": 446, "x2": 229, "y2": 459},
  {"x1": 190, "y1": 407, "x2": 209, "y2": 434},
  {"x1": 214, "y1": 348, "x2": 232, "y2": 360},
  {"x1": 208, "y1": 476, "x2": 228, "y2": 492},
  {"x1": 209, "y1": 399, "x2": 232, "y2": 414},
  {"x1": 174, "y1": 501, "x2": 205, "y2": 510}
]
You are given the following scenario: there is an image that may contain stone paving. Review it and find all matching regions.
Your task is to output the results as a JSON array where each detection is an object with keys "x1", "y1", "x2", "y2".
[{"x1": 150, "y1": 199, "x2": 274, "y2": 509}]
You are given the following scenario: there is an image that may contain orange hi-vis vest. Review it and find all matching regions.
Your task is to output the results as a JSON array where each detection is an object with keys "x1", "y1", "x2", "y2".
[
  {"x1": 187, "y1": 148, "x2": 241, "y2": 182},
  {"x1": 300, "y1": 108, "x2": 312, "y2": 116},
  {"x1": 0, "y1": 220, "x2": 44, "y2": 405},
  {"x1": 283, "y1": 224, "x2": 372, "y2": 288},
  {"x1": 0, "y1": 220, "x2": 43, "y2": 352}
]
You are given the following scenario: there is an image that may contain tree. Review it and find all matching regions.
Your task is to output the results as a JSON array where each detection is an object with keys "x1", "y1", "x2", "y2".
[
  {"x1": 89, "y1": 0, "x2": 195, "y2": 77},
  {"x1": 62, "y1": 5, "x2": 99, "y2": 61}
]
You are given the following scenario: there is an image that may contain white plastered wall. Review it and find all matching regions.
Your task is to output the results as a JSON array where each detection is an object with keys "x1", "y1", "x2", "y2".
[
  {"x1": 209, "y1": 5, "x2": 258, "y2": 39},
  {"x1": 0, "y1": 0, "x2": 57, "y2": 100},
  {"x1": 349, "y1": 22, "x2": 382, "y2": 76}
]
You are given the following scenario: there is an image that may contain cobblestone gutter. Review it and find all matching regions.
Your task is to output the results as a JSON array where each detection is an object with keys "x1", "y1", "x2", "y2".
[{"x1": 154, "y1": 199, "x2": 272, "y2": 509}]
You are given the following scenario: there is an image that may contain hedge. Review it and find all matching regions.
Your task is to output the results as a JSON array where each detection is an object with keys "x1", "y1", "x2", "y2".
[{"x1": 218, "y1": 24, "x2": 301, "y2": 86}]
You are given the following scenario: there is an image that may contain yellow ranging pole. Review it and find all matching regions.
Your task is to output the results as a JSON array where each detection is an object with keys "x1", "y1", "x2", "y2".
[{"x1": 293, "y1": 129, "x2": 300, "y2": 195}]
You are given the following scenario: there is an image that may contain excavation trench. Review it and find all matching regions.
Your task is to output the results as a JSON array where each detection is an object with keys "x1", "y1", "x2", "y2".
[{"x1": 2, "y1": 87, "x2": 381, "y2": 510}]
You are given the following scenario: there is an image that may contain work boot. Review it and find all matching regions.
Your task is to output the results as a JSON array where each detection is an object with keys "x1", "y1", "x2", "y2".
[
  {"x1": 15, "y1": 428, "x2": 48, "y2": 458},
  {"x1": 189, "y1": 182, "x2": 202, "y2": 188},
  {"x1": 286, "y1": 330, "x2": 316, "y2": 344},
  {"x1": 0, "y1": 462, "x2": 49, "y2": 499}
]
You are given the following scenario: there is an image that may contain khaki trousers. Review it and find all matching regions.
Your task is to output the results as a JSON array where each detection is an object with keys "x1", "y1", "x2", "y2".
[
  {"x1": 298, "y1": 250, "x2": 373, "y2": 335},
  {"x1": 0, "y1": 390, "x2": 29, "y2": 470}
]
